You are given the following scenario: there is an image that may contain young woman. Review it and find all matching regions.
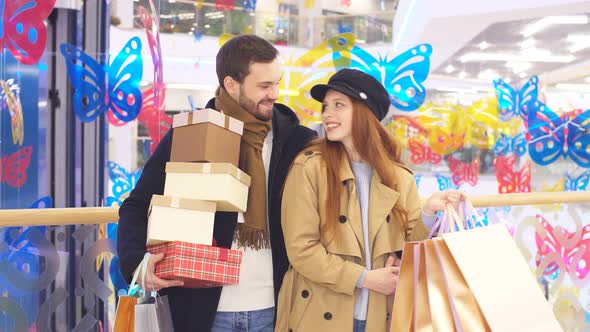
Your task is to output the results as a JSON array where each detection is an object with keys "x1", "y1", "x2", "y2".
[{"x1": 276, "y1": 69, "x2": 463, "y2": 332}]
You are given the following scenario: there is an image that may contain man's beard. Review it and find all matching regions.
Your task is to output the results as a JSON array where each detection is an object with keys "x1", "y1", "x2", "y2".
[{"x1": 238, "y1": 87, "x2": 274, "y2": 121}]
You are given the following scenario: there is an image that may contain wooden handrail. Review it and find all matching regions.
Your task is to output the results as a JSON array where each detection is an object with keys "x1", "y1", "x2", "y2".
[
  {"x1": 0, "y1": 192, "x2": 588, "y2": 227},
  {"x1": 0, "y1": 207, "x2": 119, "y2": 227}
]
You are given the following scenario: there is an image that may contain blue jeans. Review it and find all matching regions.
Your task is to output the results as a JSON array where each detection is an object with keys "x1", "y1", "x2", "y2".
[
  {"x1": 212, "y1": 307, "x2": 275, "y2": 332},
  {"x1": 353, "y1": 319, "x2": 366, "y2": 332}
]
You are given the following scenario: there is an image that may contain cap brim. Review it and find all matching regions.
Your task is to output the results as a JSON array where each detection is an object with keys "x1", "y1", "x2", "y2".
[{"x1": 310, "y1": 84, "x2": 363, "y2": 103}]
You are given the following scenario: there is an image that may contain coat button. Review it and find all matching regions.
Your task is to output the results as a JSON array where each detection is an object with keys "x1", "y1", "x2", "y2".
[
  {"x1": 324, "y1": 312, "x2": 332, "y2": 320},
  {"x1": 301, "y1": 290, "x2": 309, "y2": 298},
  {"x1": 386, "y1": 215, "x2": 391, "y2": 223},
  {"x1": 339, "y1": 215, "x2": 347, "y2": 223},
  {"x1": 305, "y1": 151, "x2": 313, "y2": 156}
]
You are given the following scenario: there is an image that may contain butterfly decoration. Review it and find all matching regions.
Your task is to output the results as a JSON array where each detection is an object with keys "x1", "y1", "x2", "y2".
[
  {"x1": 1, "y1": 146, "x2": 32, "y2": 188},
  {"x1": 447, "y1": 156, "x2": 479, "y2": 186},
  {"x1": 104, "y1": 161, "x2": 143, "y2": 207},
  {"x1": 139, "y1": 0, "x2": 164, "y2": 113},
  {"x1": 0, "y1": 78, "x2": 24, "y2": 146},
  {"x1": 540, "y1": 179, "x2": 565, "y2": 192},
  {"x1": 493, "y1": 155, "x2": 531, "y2": 193},
  {"x1": 418, "y1": 99, "x2": 498, "y2": 154},
  {"x1": 534, "y1": 214, "x2": 590, "y2": 281},
  {"x1": 434, "y1": 174, "x2": 460, "y2": 191},
  {"x1": 340, "y1": 0, "x2": 351, "y2": 5},
  {"x1": 137, "y1": 86, "x2": 172, "y2": 154},
  {"x1": 564, "y1": 171, "x2": 590, "y2": 192},
  {"x1": 193, "y1": 31, "x2": 204, "y2": 42},
  {"x1": 60, "y1": 37, "x2": 143, "y2": 123},
  {"x1": 337, "y1": 43, "x2": 432, "y2": 111},
  {"x1": 0, "y1": 0, "x2": 56, "y2": 65},
  {"x1": 385, "y1": 115, "x2": 428, "y2": 148},
  {"x1": 408, "y1": 137, "x2": 442, "y2": 165},
  {"x1": 337, "y1": 21, "x2": 352, "y2": 34},
  {"x1": 414, "y1": 174, "x2": 422, "y2": 187},
  {"x1": 493, "y1": 75, "x2": 539, "y2": 122},
  {"x1": 0, "y1": 197, "x2": 52, "y2": 297},
  {"x1": 527, "y1": 102, "x2": 590, "y2": 168},
  {"x1": 133, "y1": 1, "x2": 171, "y2": 153},
  {"x1": 278, "y1": 33, "x2": 356, "y2": 125},
  {"x1": 494, "y1": 132, "x2": 526, "y2": 157},
  {"x1": 304, "y1": 0, "x2": 315, "y2": 9},
  {"x1": 215, "y1": 0, "x2": 235, "y2": 10},
  {"x1": 243, "y1": 0, "x2": 257, "y2": 11}
]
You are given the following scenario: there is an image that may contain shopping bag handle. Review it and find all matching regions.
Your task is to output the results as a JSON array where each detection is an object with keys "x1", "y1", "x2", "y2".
[{"x1": 129, "y1": 253, "x2": 151, "y2": 296}]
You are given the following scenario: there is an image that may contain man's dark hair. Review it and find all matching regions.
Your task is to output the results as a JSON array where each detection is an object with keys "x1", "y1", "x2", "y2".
[{"x1": 216, "y1": 35, "x2": 279, "y2": 88}]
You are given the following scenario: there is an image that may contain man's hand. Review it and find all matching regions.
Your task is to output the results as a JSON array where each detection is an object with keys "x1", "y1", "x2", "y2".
[{"x1": 137, "y1": 253, "x2": 184, "y2": 292}]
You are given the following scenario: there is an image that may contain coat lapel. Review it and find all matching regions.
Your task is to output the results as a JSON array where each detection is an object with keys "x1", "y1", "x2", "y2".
[
  {"x1": 338, "y1": 157, "x2": 366, "y2": 255},
  {"x1": 369, "y1": 172, "x2": 400, "y2": 256}
]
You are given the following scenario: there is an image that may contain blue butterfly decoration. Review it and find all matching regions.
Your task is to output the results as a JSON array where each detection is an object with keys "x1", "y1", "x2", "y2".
[
  {"x1": 564, "y1": 171, "x2": 590, "y2": 192},
  {"x1": 337, "y1": 21, "x2": 352, "y2": 34},
  {"x1": 493, "y1": 75, "x2": 539, "y2": 122},
  {"x1": 493, "y1": 132, "x2": 527, "y2": 157},
  {"x1": 60, "y1": 37, "x2": 143, "y2": 123},
  {"x1": 243, "y1": 0, "x2": 257, "y2": 11},
  {"x1": 335, "y1": 43, "x2": 432, "y2": 111},
  {"x1": 0, "y1": 196, "x2": 53, "y2": 295},
  {"x1": 435, "y1": 174, "x2": 460, "y2": 191},
  {"x1": 527, "y1": 101, "x2": 590, "y2": 168},
  {"x1": 193, "y1": 31, "x2": 203, "y2": 42},
  {"x1": 104, "y1": 161, "x2": 143, "y2": 206},
  {"x1": 414, "y1": 174, "x2": 422, "y2": 187}
]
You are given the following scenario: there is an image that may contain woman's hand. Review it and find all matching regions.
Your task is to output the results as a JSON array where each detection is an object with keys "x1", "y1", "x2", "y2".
[
  {"x1": 423, "y1": 190, "x2": 466, "y2": 215},
  {"x1": 362, "y1": 256, "x2": 400, "y2": 295}
]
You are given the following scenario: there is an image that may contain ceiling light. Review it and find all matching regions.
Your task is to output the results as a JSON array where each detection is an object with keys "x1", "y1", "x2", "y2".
[
  {"x1": 522, "y1": 16, "x2": 588, "y2": 37},
  {"x1": 567, "y1": 34, "x2": 590, "y2": 52},
  {"x1": 504, "y1": 78, "x2": 512, "y2": 84},
  {"x1": 555, "y1": 83, "x2": 590, "y2": 92},
  {"x1": 444, "y1": 65, "x2": 455, "y2": 74},
  {"x1": 521, "y1": 38, "x2": 535, "y2": 49},
  {"x1": 519, "y1": 72, "x2": 527, "y2": 78},
  {"x1": 458, "y1": 71, "x2": 467, "y2": 79},
  {"x1": 460, "y1": 52, "x2": 574, "y2": 63},
  {"x1": 477, "y1": 69, "x2": 498, "y2": 80},
  {"x1": 506, "y1": 61, "x2": 532, "y2": 74},
  {"x1": 478, "y1": 41, "x2": 489, "y2": 50}
]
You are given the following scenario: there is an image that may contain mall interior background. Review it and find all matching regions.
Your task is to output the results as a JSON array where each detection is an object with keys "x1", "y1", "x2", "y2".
[{"x1": 1, "y1": 0, "x2": 590, "y2": 330}]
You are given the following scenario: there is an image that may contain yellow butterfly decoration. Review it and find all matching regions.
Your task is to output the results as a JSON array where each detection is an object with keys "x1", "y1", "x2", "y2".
[
  {"x1": 418, "y1": 97, "x2": 499, "y2": 154},
  {"x1": 1, "y1": 79, "x2": 24, "y2": 146},
  {"x1": 385, "y1": 115, "x2": 428, "y2": 148},
  {"x1": 417, "y1": 102, "x2": 465, "y2": 155},
  {"x1": 304, "y1": 0, "x2": 315, "y2": 9},
  {"x1": 279, "y1": 33, "x2": 356, "y2": 126}
]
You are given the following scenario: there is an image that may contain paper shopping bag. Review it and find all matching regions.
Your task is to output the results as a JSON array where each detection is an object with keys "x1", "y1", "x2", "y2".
[
  {"x1": 135, "y1": 295, "x2": 174, "y2": 332},
  {"x1": 113, "y1": 296, "x2": 137, "y2": 332},
  {"x1": 430, "y1": 237, "x2": 488, "y2": 331},
  {"x1": 442, "y1": 224, "x2": 562, "y2": 332}
]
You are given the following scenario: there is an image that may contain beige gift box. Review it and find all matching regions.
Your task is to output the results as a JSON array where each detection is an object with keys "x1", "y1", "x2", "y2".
[
  {"x1": 146, "y1": 195, "x2": 216, "y2": 246},
  {"x1": 164, "y1": 162, "x2": 251, "y2": 212},
  {"x1": 170, "y1": 109, "x2": 244, "y2": 167}
]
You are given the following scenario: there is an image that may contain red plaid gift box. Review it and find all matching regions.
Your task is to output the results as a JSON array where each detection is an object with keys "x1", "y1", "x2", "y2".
[{"x1": 148, "y1": 241, "x2": 242, "y2": 288}]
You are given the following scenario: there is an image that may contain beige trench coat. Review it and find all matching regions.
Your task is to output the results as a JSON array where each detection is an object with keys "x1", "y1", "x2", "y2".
[{"x1": 276, "y1": 149, "x2": 430, "y2": 332}]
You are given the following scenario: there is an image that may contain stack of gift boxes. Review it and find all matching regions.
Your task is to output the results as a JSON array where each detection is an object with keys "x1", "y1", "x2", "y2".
[{"x1": 145, "y1": 109, "x2": 249, "y2": 288}]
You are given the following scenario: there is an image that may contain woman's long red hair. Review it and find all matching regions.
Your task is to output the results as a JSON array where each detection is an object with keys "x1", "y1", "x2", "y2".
[{"x1": 307, "y1": 100, "x2": 409, "y2": 239}]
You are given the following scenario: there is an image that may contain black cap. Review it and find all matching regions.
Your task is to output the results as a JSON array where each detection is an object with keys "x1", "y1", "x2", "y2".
[{"x1": 310, "y1": 68, "x2": 390, "y2": 121}]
